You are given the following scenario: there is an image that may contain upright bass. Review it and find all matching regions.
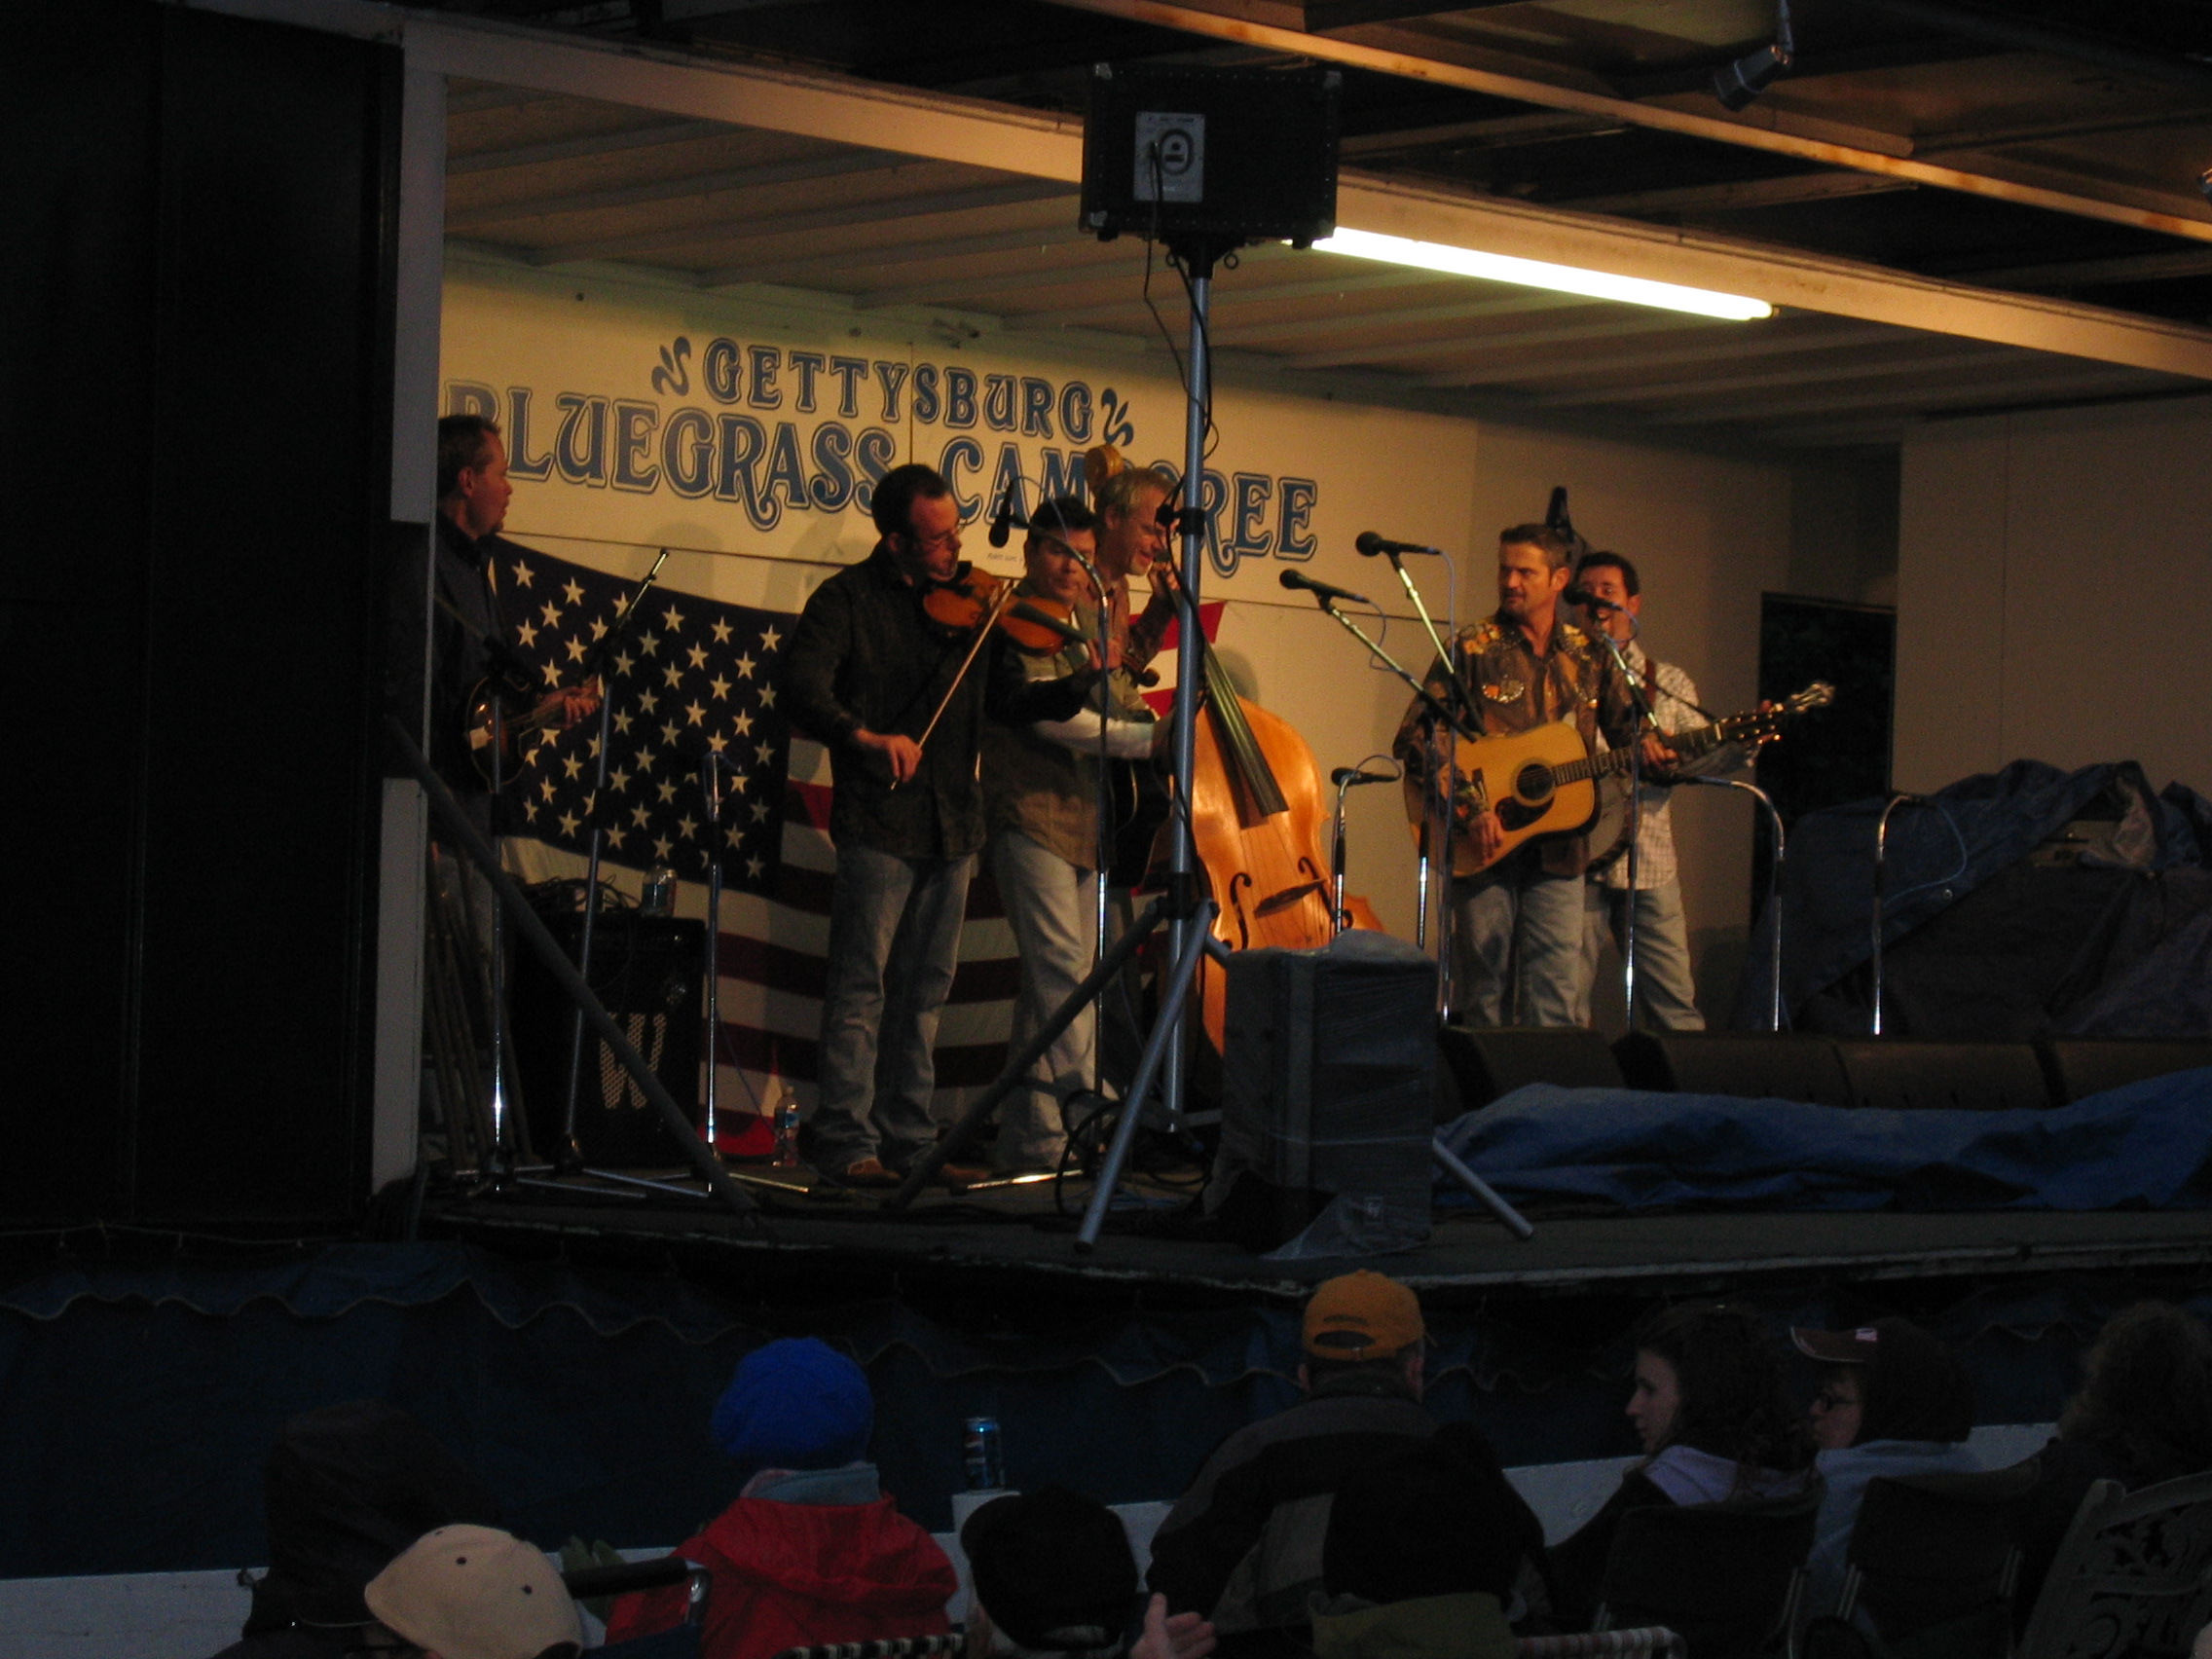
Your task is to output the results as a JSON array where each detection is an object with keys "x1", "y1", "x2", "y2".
[{"x1": 1154, "y1": 553, "x2": 1385, "y2": 1052}]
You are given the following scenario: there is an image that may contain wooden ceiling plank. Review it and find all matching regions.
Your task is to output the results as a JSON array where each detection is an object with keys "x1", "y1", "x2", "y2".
[{"x1": 1034, "y1": 0, "x2": 2212, "y2": 241}]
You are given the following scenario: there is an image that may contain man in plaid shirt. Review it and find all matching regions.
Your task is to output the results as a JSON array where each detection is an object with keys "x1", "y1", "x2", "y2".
[{"x1": 1571, "y1": 552, "x2": 1755, "y2": 1030}]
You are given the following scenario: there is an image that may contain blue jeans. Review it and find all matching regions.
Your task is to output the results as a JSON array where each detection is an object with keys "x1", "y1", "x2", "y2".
[
  {"x1": 1451, "y1": 864, "x2": 1587, "y2": 1027},
  {"x1": 806, "y1": 842, "x2": 975, "y2": 1171},
  {"x1": 1580, "y1": 879, "x2": 1706, "y2": 1030},
  {"x1": 990, "y1": 829, "x2": 1101, "y2": 1170}
]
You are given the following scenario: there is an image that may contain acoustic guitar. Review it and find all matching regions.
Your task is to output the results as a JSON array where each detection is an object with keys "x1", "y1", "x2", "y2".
[{"x1": 1419, "y1": 682, "x2": 1834, "y2": 876}]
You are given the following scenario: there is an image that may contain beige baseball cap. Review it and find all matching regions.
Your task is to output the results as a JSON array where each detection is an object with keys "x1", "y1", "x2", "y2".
[{"x1": 365, "y1": 1525, "x2": 581, "y2": 1659}]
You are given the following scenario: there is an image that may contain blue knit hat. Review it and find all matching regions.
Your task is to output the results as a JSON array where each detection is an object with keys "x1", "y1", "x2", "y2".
[{"x1": 711, "y1": 1339, "x2": 874, "y2": 1478}]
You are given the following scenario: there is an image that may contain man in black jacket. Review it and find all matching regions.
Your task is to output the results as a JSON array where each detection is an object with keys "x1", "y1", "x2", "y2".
[
  {"x1": 779, "y1": 463, "x2": 1107, "y2": 1188},
  {"x1": 1148, "y1": 1272, "x2": 1443, "y2": 1658}
]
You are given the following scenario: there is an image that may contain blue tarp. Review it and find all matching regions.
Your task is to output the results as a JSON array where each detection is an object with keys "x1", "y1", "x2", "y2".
[
  {"x1": 1730, "y1": 760, "x2": 2212, "y2": 1034},
  {"x1": 1440, "y1": 1068, "x2": 2212, "y2": 1212}
]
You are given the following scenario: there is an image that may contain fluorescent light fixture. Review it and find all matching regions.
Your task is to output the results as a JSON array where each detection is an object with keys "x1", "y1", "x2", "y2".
[{"x1": 1311, "y1": 227, "x2": 1774, "y2": 321}]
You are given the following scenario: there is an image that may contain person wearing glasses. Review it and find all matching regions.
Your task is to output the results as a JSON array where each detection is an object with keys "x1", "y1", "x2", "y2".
[
  {"x1": 780, "y1": 464, "x2": 1109, "y2": 1190},
  {"x1": 981, "y1": 497, "x2": 1164, "y2": 1177}
]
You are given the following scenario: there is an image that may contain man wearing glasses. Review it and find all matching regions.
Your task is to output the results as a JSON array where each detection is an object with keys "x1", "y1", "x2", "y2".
[
  {"x1": 981, "y1": 498, "x2": 1163, "y2": 1176},
  {"x1": 781, "y1": 465, "x2": 1109, "y2": 1189}
]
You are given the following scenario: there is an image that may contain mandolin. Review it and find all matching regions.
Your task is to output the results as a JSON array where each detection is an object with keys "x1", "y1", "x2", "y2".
[{"x1": 1419, "y1": 682, "x2": 1834, "y2": 876}]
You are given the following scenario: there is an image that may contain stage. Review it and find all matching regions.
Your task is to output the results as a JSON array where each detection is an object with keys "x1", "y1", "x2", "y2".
[{"x1": 419, "y1": 1166, "x2": 2212, "y2": 1303}]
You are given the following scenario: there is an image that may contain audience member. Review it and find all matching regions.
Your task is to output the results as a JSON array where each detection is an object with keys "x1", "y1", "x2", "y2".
[
  {"x1": 963, "y1": 1486, "x2": 1216, "y2": 1659},
  {"x1": 363, "y1": 1524, "x2": 582, "y2": 1659},
  {"x1": 2015, "y1": 1302, "x2": 2212, "y2": 1619},
  {"x1": 1309, "y1": 1440, "x2": 1539, "y2": 1659},
  {"x1": 605, "y1": 1338, "x2": 957, "y2": 1659},
  {"x1": 1147, "y1": 1272, "x2": 1437, "y2": 1659},
  {"x1": 963, "y1": 1486, "x2": 1139, "y2": 1658},
  {"x1": 1547, "y1": 1303, "x2": 1815, "y2": 1626},
  {"x1": 1791, "y1": 1318, "x2": 1979, "y2": 1619},
  {"x1": 210, "y1": 1399, "x2": 501, "y2": 1658}
]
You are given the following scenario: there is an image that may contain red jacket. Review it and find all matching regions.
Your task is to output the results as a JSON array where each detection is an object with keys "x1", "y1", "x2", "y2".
[{"x1": 606, "y1": 1493, "x2": 957, "y2": 1659}]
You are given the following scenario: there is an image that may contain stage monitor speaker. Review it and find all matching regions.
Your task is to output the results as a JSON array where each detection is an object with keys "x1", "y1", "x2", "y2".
[
  {"x1": 1829, "y1": 1040, "x2": 2052, "y2": 1112},
  {"x1": 512, "y1": 912, "x2": 704, "y2": 1166},
  {"x1": 2036, "y1": 1038, "x2": 2212, "y2": 1104},
  {"x1": 1205, "y1": 933, "x2": 1436, "y2": 1251},
  {"x1": 1081, "y1": 62, "x2": 1341, "y2": 249},
  {"x1": 1438, "y1": 1026, "x2": 1623, "y2": 1120},
  {"x1": 1614, "y1": 1031, "x2": 1852, "y2": 1105}
]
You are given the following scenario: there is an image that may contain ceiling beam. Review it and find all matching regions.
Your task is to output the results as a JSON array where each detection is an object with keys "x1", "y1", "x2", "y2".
[
  {"x1": 173, "y1": 0, "x2": 2212, "y2": 380},
  {"x1": 1538, "y1": 346, "x2": 2014, "y2": 407},
  {"x1": 853, "y1": 253, "x2": 1144, "y2": 312},
  {"x1": 535, "y1": 179, "x2": 1076, "y2": 265},
  {"x1": 447, "y1": 148, "x2": 905, "y2": 233},
  {"x1": 1035, "y1": 0, "x2": 2212, "y2": 242},
  {"x1": 1294, "y1": 311, "x2": 1703, "y2": 371},
  {"x1": 1967, "y1": 247, "x2": 2212, "y2": 290},
  {"x1": 1337, "y1": 169, "x2": 2212, "y2": 378},
  {"x1": 1644, "y1": 362, "x2": 2177, "y2": 425},
  {"x1": 1209, "y1": 288, "x2": 1577, "y2": 348},
  {"x1": 448, "y1": 117, "x2": 729, "y2": 175},
  {"x1": 1558, "y1": 173, "x2": 1917, "y2": 216},
  {"x1": 1850, "y1": 0, "x2": 2212, "y2": 100},
  {"x1": 1340, "y1": 112, "x2": 1626, "y2": 158},
  {"x1": 699, "y1": 222, "x2": 1092, "y2": 289},
  {"x1": 1483, "y1": 323, "x2": 1911, "y2": 387},
  {"x1": 1304, "y1": 1, "x2": 1523, "y2": 30}
]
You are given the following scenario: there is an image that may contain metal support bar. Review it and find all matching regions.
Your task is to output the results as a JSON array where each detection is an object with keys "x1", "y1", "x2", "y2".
[
  {"x1": 387, "y1": 716, "x2": 762, "y2": 1222},
  {"x1": 1075, "y1": 898, "x2": 1218, "y2": 1253},
  {"x1": 1679, "y1": 776, "x2": 1788, "y2": 1032},
  {"x1": 885, "y1": 896, "x2": 1170, "y2": 1211},
  {"x1": 1430, "y1": 1135, "x2": 1535, "y2": 1241}
]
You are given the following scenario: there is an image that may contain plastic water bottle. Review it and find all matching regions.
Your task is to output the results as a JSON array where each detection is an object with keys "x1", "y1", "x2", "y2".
[
  {"x1": 963, "y1": 1417, "x2": 1005, "y2": 1491},
  {"x1": 640, "y1": 866, "x2": 677, "y2": 917},
  {"x1": 772, "y1": 1097, "x2": 801, "y2": 1168}
]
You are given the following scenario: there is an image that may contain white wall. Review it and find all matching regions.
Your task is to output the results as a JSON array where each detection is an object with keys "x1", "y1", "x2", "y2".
[{"x1": 1897, "y1": 395, "x2": 2212, "y2": 796}]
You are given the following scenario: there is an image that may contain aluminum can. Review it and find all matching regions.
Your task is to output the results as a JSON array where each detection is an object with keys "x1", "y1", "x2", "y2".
[{"x1": 963, "y1": 1416, "x2": 1005, "y2": 1491}]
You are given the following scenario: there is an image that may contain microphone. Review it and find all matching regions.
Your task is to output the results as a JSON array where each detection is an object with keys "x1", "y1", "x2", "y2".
[
  {"x1": 1564, "y1": 583, "x2": 1619, "y2": 611},
  {"x1": 1279, "y1": 569, "x2": 1369, "y2": 606},
  {"x1": 1355, "y1": 531, "x2": 1439, "y2": 558},
  {"x1": 987, "y1": 484, "x2": 1020, "y2": 549},
  {"x1": 1330, "y1": 765, "x2": 1399, "y2": 787}
]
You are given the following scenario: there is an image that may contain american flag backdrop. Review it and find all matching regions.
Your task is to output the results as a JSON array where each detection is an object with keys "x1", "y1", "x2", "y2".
[{"x1": 491, "y1": 542, "x2": 1220, "y2": 1148}]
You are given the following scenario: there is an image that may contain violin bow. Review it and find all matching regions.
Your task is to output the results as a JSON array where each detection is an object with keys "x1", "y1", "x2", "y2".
[{"x1": 892, "y1": 579, "x2": 1020, "y2": 791}]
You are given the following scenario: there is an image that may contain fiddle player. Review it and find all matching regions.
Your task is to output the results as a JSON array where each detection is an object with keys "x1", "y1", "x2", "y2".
[
  {"x1": 982, "y1": 498, "x2": 1164, "y2": 1175},
  {"x1": 1393, "y1": 525, "x2": 1668, "y2": 1027},
  {"x1": 778, "y1": 464, "x2": 1111, "y2": 1190}
]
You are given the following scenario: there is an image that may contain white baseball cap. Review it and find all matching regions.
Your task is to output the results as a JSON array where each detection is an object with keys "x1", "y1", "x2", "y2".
[{"x1": 365, "y1": 1525, "x2": 581, "y2": 1659}]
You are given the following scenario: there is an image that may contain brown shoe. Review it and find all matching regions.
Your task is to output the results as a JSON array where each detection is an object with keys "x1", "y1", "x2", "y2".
[
  {"x1": 836, "y1": 1158, "x2": 902, "y2": 1189},
  {"x1": 937, "y1": 1161, "x2": 993, "y2": 1190}
]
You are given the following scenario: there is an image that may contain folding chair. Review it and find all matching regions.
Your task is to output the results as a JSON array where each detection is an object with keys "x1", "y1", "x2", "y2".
[
  {"x1": 2016, "y1": 1469, "x2": 2212, "y2": 1659},
  {"x1": 1797, "y1": 1461, "x2": 2039, "y2": 1659},
  {"x1": 1594, "y1": 1483, "x2": 1825, "y2": 1659},
  {"x1": 1515, "y1": 1631, "x2": 1684, "y2": 1655},
  {"x1": 567, "y1": 1556, "x2": 712, "y2": 1659}
]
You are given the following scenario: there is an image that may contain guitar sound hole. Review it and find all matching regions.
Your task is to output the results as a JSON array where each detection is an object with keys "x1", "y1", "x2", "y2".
[{"x1": 1514, "y1": 762, "x2": 1554, "y2": 804}]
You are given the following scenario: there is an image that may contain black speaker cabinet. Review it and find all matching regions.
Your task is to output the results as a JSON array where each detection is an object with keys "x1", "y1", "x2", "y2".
[
  {"x1": 1082, "y1": 62, "x2": 1341, "y2": 249},
  {"x1": 513, "y1": 912, "x2": 704, "y2": 1166},
  {"x1": 1613, "y1": 1031, "x2": 1853, "y2": 1105},
  {"x1": 2036, "y1": 1038, "x2": 2212, "y2": 1104},
  {"x1": 1437, "y1": 1025, "x2": 1623, "y2": 1120},
  {"x1": 1205, "y1": 934, "x2": 1437, "y2": 1249},
  {"x1": 1829, "y1": 1040, "x2": 2052, "y2": 1112}
]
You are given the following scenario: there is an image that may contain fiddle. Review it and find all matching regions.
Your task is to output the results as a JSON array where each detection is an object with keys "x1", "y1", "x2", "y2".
[{"x1": 920, "y1": 564, "x2": 1089, "y2": 653}]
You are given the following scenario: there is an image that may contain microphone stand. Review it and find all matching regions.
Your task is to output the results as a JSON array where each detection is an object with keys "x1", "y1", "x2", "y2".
[
  {"x1": 1583, "y1": 605, "x2": 1660, "y2": 1032},
  {"x1": 1678, "y1": 775, "x2": 1788, "y2": 1032},
  {"x1": 1372, "y1": 548, "x2": 1467, "y2": 1002},
  {"x1": 1331, "y1": 762, "x2": 1401, "y2": 931},
  {"x1": 554, "y1": 547, "x2": 670, "y2": 1173}
]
